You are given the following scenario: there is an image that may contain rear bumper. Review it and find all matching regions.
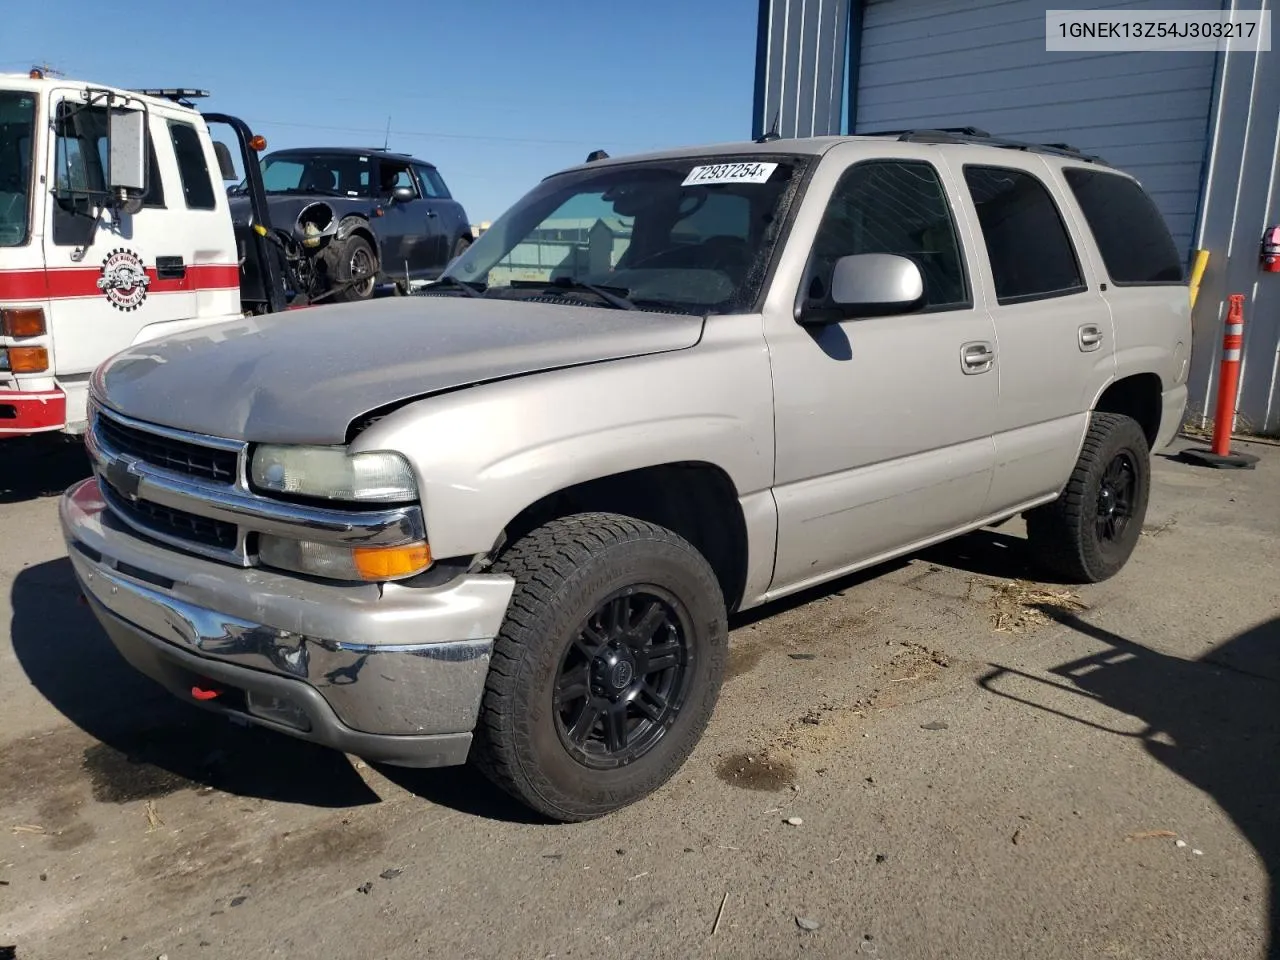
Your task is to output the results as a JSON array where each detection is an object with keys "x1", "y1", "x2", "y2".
[
  {"x1": 0, "y1": 388, "x2": 66, "y2": 436},
  {"x1": 60, "y1": 477, "x2": 517, "y2": 768}
]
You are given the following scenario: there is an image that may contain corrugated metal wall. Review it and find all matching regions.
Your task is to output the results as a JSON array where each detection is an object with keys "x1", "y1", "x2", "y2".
[
  {"x1": 851, "y1": 0, "x2": 1219, "y2": 258},
  {"x1": 754, "y1": 0, "x2": 852, "y2": 139},
  {"x1": 1188, "y1": 0, "x2": 1280, "y2": 436}
]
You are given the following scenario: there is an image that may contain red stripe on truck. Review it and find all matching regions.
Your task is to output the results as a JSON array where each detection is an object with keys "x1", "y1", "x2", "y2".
[{"x1": 0, "y1": 265, "x2": 240, "y2": 301}]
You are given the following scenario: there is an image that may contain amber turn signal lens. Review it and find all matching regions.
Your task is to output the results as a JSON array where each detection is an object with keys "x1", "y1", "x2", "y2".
[
  {"x1": 352, "y1": 542, "x2": 433, "y2": 580},
  {"x1": 1, "y1": 307, "x2": 46, "y2": 337},
  {"x1": 9, "y1": 346, "x2": 48, "y2": 372},
  {"x1": 249, "y1": 135, "x2": 267, "y2": 151}
]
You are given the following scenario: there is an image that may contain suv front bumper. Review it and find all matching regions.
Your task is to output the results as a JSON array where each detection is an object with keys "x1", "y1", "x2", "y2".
[{"x1": 60, "y1": 477, "x2": 515, "y2": 768}]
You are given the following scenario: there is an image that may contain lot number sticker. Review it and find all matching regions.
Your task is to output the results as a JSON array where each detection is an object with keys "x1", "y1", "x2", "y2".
[{"x1": 682, "y1": 162, "x2": 778, "y2": 186}]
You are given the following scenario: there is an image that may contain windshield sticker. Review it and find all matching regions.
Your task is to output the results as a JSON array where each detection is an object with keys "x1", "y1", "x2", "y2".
[{"x1": 682, "y1": 162, "x2": 778, "y2": 187}]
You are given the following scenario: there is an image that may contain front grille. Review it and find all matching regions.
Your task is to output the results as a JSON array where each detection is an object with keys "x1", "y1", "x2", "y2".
[
  {"x1": 96, "y1": 411, "x2": 238, "y2": 484},
  {"x1": 102, "y1": 480, "x2": 238, "y2": 551}
]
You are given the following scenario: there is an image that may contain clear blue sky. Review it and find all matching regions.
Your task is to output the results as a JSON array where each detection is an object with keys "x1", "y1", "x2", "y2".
[{"x1": 2, "y1": 0, "x2": 759, "y2": 221}]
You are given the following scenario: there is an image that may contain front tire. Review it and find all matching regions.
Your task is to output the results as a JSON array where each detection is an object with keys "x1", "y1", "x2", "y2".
[
  {"x1": 1026, "y1": 412, "x2": 1151, "y2": 583},
  {"x1": 323, "y1": 234, "x2": 378, "y2": 303},
  {"x1": 472, "y1": 513, "x2": 728, "y2": 822}
]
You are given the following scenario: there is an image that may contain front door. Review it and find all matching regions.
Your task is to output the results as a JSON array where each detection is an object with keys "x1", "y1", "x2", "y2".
[
  {"x1": 377, "y1": 159, "x2": 444, "y2": 281},
  {"x1": 41, "y1": 92, "x2": 240, "y2": 380},
  {"x1": 767, "y1": 152, "x2": 999, "y2": 595}
]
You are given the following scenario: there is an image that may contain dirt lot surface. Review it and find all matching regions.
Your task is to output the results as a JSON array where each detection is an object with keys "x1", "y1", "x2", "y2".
[{"x1": 1, "y1": 436, "x2": 1277, "y2": 960}]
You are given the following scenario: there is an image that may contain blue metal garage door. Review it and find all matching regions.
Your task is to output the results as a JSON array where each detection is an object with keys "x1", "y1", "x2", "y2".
[{"x1": 851, "y1": 0, "x2": 1219, "y2": 258}]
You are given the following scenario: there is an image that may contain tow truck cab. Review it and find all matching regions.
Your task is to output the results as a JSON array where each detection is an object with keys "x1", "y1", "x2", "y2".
[{"x1": 0, "y1": 71, "x2": 283, "y2": 439}]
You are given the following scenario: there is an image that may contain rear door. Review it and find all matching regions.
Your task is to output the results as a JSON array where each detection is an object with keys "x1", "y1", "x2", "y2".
[
  {"x1": 41, "y1": 92, "x2": 239, "y2": 381},
  {"x1": 942, "y1": 153, "x2": 1116, "y2": 513}
]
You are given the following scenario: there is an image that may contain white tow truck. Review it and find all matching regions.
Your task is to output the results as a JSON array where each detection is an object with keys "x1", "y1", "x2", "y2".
[{"x1": 0, "y1": 68, "x2": 296, "y2": 439}]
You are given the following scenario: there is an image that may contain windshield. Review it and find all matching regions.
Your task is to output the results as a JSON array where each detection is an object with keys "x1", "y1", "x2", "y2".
[
  {"x1": 441, "y1": 155, "x2": 809, "y2": 314},
  {"x1": 258, "y1": 152, "x2": 374, "y2": 197},
  {"x1": 0, "y1": 90, "x2": 36, "y2": 247}
]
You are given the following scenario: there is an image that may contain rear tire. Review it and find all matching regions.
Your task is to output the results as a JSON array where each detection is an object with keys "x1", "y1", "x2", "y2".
[
  {"x1": 472, "y1": 513, "x2": 728, "y2": 822},
  {"x1": 1026, "y1": 412, "x2": 1150, "y2": 583}
]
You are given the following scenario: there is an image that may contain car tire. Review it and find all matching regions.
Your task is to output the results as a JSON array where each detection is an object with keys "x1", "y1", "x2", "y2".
[
  {"x1": 472, "y1": 513, "x2": 728, "y2": 822},
  {"x1": 1026, "y1": 412, "x2": 1151, "y2": 584},
  {"x1": 452, "y1": 235, "x2": 471, "y2": 260},
  {"x1": 323, "y1": 233, "x2": 378, "y2": 303}
]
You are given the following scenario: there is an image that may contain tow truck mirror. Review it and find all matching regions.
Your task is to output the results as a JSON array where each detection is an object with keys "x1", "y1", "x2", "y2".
[
  {"x1": 107, "y1": 108, "x2": 147, "y2": 195},
  {"x1": 212, "y1": 141, "x2": 238, "y2": 181}
]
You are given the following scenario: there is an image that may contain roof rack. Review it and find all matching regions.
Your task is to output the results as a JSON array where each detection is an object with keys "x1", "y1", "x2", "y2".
[{"x1": 861, "y1": 126, "x2": 1108, "y2": 165}]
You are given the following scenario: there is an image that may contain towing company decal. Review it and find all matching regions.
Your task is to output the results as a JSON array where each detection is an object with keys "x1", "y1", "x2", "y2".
[{"x1": 97, "y1": 249, "x2": 151, "y2": 312}]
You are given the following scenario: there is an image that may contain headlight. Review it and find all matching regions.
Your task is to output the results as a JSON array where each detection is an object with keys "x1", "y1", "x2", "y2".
[
  {"x1": 259, "y1": 535, "x2": 432, "y2": 582},
  {"x1": 250, "y1": 445, "x2": 417, "y2": 503}
]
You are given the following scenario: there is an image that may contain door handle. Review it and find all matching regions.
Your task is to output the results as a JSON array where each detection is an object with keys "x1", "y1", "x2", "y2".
[
  {"x1": 961, "y1": 341, "x2": 995, "y2": 374},
  {"x1": 424, "y1": 210, "x2": 438, "y2": 218},
  {"x1": 155, "y1": 256, "x2": 186, "y2": 280},
  {"x1": 1079, "y1": 324, "x2": 1104, "y2": 351}
]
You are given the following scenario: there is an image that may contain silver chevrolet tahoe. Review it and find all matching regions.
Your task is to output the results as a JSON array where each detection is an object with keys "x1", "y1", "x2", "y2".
[{"x1": 61, "y1": 130, "x2": 1192, "y2": 821}]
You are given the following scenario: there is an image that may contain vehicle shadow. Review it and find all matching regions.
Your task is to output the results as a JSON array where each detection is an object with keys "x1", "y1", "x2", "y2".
[
  {"x1": 914, "y1": 526, "x2": 1044, "y2": 582},
  {"x1": 0, "y1": 437, "x2": 92, "y2": 503},
  {"x1": 8, "y1": 558, "x2": 380, "y2": 808},
  {"x1": 978, "y1": 611, "x2": 1280, "y2": 959}
]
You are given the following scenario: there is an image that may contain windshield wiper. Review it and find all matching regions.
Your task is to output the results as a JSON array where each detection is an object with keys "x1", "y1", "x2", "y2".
[
  {"x1": 510, "y1": 277, "x2": 636, "y2": 311},
  {"x1": 424, "y1": 275, "x2": 484, "y2": 298}
]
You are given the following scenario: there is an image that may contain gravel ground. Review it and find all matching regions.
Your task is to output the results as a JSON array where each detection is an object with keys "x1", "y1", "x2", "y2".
[{"x1": 1, "y1": 434, "x2": 1277, "y2": 960}]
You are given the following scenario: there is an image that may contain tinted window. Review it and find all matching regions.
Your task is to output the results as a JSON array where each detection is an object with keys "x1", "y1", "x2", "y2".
[
  {"x1": 415, "y1": 164, "x2": 450, "y2": 199},
  {"x1": 808, "y1": 160, "x2": 969, "y2": 310},
  {"x1": 963, "y1": 166, "x2": 1085, "y2": 304},
  {"x1": 50, "y1": 104, "x2": 166, "y2": 245},
  {"x1": 1063, "y1": 168, "x2": 1183, "y2": 283},
  {"x1": 378, "y1": 162, "x2": 415, "y2": 195},
  {"x1": 0, "y1": 91, "x2": 35, "y2": 246},
  {"x1": 168, "y1": 121, "x2": 216, "y2": 210}
]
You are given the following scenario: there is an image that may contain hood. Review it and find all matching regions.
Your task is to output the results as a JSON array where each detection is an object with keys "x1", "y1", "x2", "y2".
[
  {"x1": 228, "y1": 194, "x2": 337, "y2": 231},
  {"x1": 94, "y1": 296, "x2": 705, "y2": 444}
]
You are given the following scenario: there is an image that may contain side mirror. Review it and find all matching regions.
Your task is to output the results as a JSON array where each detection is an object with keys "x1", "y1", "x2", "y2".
[
  {"x1": 212, "y1": 141, "x2": 238, "y2": 181},
  {"x1": 107, "y1": 108, "x2": 147, "y2": 195},
  {"x1": 799, "y1": 252, "x2": 925, "y2": 324},
  {"x1": 391, "y1": 185, "x2": 416, "y2": 204}
]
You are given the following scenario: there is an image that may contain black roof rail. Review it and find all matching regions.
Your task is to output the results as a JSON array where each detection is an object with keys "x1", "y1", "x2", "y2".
[
  {"x1": 860, "y1": 126, "x2": 1108, "y2": 165},
  {"x1": 862, "y1": 126, "x2": 992, "y2": 139}
]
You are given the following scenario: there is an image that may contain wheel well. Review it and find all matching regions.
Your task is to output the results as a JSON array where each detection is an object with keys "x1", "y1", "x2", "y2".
[
  {"x1": 1095, "y1": 374, "x2": 1162, "y2": 448},
  {"x1": 501, "y1": 463, "x2": 749, "y2": 612},
  {"x1": 336, "y1": 218, "x2": 378, "y2": 260}
]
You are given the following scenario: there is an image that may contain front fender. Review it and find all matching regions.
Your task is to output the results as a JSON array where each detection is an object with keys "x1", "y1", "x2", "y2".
[{"x1": 350, "y1": 318, "x2": 775, "y2": 561}]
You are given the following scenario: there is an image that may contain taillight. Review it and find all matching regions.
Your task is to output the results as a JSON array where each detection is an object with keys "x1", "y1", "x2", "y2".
[{"x1": 1, "y1": 307, "x2": 46, "y2": 338}]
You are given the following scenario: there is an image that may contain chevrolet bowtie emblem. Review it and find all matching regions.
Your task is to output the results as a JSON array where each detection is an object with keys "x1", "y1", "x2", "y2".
[{"x1": 105, "y1": 456, "x2": 142, "y2": 501}]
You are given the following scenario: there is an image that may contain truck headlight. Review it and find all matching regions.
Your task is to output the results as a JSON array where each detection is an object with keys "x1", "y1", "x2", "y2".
[
  {"x1": 250, "y1": 445, "x2": 417, "y2": 503},
  {"x1": 258, "y1": 535, "x2": 432, "y2": 581}
]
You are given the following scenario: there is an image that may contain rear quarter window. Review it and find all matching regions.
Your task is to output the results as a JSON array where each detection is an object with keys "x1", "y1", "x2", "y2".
[
  {"x1": 1063, "y1": 168, "x2": 1184, "y2": 284},
  {"x1": 168, "y1": 121, "x2": 217, "y2": 210}
]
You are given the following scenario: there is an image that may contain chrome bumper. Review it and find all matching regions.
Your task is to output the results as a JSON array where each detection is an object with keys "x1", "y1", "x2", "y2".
[{"x1": 60, "y1": 478, "x2": 515, "y2": 767}]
